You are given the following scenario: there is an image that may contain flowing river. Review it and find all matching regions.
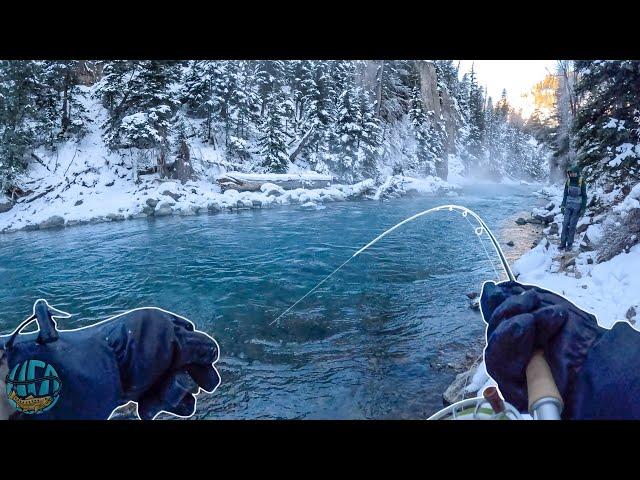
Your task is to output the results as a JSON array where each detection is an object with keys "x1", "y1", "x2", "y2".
[{"x1": 0, "y1": 183, "x2": 541, "y2": 419}]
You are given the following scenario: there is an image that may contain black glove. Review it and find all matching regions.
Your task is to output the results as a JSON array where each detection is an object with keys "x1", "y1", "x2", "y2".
[
  {"x1": 480, "y1": 281, "x2": 605, "y2": 414},
  {"x1": 560, "y1": 206, "x2": 565, "y2": 214},
  {"x1": 2, "y1": 305, "x2": 220, "y2": 420}
]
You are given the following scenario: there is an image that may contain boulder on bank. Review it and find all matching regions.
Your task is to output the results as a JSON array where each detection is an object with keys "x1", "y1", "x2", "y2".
[
  {"x1": 515, "y1": 217, "x2": 527, "y2": 225},
  {"x1": 580, "y1": 234, "x2": 595, "y2": 252},
  {"x1": 146, "y1": 198, "x2": 159, "y2": 208},
  {"x1": 154, "y1": 202, "x2": 174, "y2": 216},
  {"x1": 576, "y1": 222, "x2": 591, "y2": 234},
  {"x1": 531, "y1": 211, "x2": 555, "y2": 225},
  {"x1": 39, "y1": 215, "x2": 65, "y2": 229},
  {"x1": 0, "y1": 198, "x2": 12, "y2": 213},
  {"x1": 260, "y1": 183, "x2": 285, "y2": 197},
  {"x1": 162, "y1": 190, "x2": 182, "y2": 202},
  {"x1": 106, "y1": 213, "x2": 125, "y2": 221},
  {"x1": 549, "y1": 223, "x2": 559, "y2": 235}
]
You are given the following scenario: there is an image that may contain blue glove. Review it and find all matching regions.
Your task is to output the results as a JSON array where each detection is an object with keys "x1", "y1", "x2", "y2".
[
  {"x1": 2, "y1": 304, "x2": 220, "y2": 420},
  {"x1": 480, "y1": 281, "x2": 605, "y2": 415}
]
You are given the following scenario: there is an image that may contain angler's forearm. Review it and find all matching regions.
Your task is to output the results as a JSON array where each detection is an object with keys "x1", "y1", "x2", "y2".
[{"x1": 568, "y1": 321, "x2": 640, "y2": 419}]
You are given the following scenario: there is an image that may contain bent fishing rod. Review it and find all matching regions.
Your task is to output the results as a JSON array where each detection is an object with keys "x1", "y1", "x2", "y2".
[{"x1": 272, "y1": 204, "x2": 561, "y2": 420}]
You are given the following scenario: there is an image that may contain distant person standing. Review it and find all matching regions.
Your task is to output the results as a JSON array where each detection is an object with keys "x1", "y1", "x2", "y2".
[{"x1": 559, "y1": 164, "x2": 588, "y2": 251}]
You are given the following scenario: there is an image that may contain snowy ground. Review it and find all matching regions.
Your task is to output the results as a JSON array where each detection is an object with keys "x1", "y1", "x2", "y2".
[{"x1": 465, "y1": 182, "x2": 640, "y2": 400}]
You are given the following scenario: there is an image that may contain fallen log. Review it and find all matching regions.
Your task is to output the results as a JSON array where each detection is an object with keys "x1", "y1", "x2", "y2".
[{"x1": 217, "y1": 172, "x2": 333, "y2": 192}]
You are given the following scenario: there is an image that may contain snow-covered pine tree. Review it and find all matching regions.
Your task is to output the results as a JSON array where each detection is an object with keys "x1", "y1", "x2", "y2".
[
  {"x1": 356, "y1": 86, "x2": 382, "y2": 180},
  {"x1": 573, "y1": 60, "x2": 640, "y2": 184},
  {"x1": 35, "y1": 61, "x2": 89, "y2": 147},
  {"x1": 481, "y1": 95, "x2": 503, "y2": 180},
  {"x1": 228, "y1": 61, "x2": 260, "y2": 161},
  {"x1": 460, "y1": 65, "x2": 486, "y2": 171},
  {"x1": 295, "y1": 61, "x2": 333, "y2": 166},
  {"x1": 378, "y1": 60, "x2": 412, "y2": 124},
  {"x1": 258, "y1": 90, "x2": 289, "y2": 173},
  {"x1": 181, "y1": 60, "x2": 228, "y2": 145},
  {"x1": 434, "y1": 60, "x2": 460, "y2": 101},
  {"x1": 99, "y1": 60, "x2": 181, "y2": 152},
  {"x1": 255, "y1": 60, "x2": 286, "y2": 116},
  {"x1": 0, "y1": 61, "x2": 42, "y2": 191},
  {"x1": 409, "y1": 84, "x2": 436, "y2": 176},
  {"x1": 330, "y1": 81, "x2": 360, "y2": 182}
]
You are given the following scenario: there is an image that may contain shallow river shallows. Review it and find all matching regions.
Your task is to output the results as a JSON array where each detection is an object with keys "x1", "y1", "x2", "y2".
[{"x1": 0, "y1": 184, "x2": 539, "y2": 419}]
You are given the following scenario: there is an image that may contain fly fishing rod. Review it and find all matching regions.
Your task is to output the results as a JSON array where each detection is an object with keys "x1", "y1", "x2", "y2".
[
  {"x1": 270, "y1": 205, "x2": 513, "y2": 326},
  {"x1": 272, "y1": 204, "x2": 562, "y2": 420}
]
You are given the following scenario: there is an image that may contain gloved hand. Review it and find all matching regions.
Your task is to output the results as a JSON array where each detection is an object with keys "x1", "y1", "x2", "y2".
[
  {"x1": 480, "y1": 281, "x2": 605, "y2": 414},
  {"x1": 2, "y1": 307, "x2": 220, "y2": 420},
  {"x1": 560, "y1": 206, "x2": 565, "y2": 214}
]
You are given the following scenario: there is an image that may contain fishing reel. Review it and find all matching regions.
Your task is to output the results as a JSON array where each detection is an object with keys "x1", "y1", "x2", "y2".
[{"x1": 427, "y1": 386, "x2": 523, "y2": 420}]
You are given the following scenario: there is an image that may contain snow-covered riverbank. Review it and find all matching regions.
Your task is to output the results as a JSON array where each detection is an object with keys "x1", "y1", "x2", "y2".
[
  {"x1": 0, "y1": 152, "x2": 462, "y2": 236},
  {"x1": 0, "y1": 171, "x2": 459, "y2": 234}
]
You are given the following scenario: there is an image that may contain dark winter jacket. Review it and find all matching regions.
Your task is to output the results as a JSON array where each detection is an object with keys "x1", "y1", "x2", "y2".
[{"x1": 561, "y1": 168, "x2": 587, "y2": 213}]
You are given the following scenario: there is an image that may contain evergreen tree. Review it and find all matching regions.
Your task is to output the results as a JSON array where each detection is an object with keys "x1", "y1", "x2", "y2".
[
  {"x1": 98, "y1": 60, "x2": 181, "y2": 151},
  {"x1": 573, "y1": 60, "x2": 640, "y2": 183},
  {"x1": 0, "y1": 61, "x2": 42, "y2": 191},
  {"x1": 36, "y1": 61, "x2": 89, "y2": 146},
  {"x1": 258, "y1": 90, "x2": 289, "y2": 173},
  {"x1": 409, "y1": 84, "x2": 436, "y2": 176},
  {"x1": 181, "y1": 60, "x2": 229, "y2": 144},
  {"x1": 228, "y1": 61, "x2": 260, "y2": 160}
]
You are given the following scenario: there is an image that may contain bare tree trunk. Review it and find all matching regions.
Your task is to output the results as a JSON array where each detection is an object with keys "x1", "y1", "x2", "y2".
[
  {"x1": 61, "y1": 70, "x2": 71, "y2": 134},
  {"x1": 375, "y1": 60, "x2": 385, "y2": 118},
  {"x1": 173, "y1": 139, "x2": 195, "y2": 184},
  {"x1": 289, "y1": 126, "x2": 316, "y2": 163}
]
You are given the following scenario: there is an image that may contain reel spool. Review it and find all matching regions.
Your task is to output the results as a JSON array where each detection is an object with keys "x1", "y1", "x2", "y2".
[{"x1": 427, "y1": 386, "x2": 523, "y2": 420}]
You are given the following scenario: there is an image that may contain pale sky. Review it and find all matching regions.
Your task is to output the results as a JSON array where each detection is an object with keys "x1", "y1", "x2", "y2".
[{"x1": 456, "y1": 60, "x2": 557, "y2": 118}]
